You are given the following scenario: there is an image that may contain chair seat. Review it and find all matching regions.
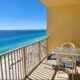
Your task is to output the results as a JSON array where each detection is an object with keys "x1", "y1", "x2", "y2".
[
  {"x1": 58, "y1": 61, "x2": 74, "y2": 69},
  {"x1": 47, "y1": 54, "x2": 57, "y2": 60},
  {"x1": 76, "y1": 56, "x2": 80, "y2": 63}
]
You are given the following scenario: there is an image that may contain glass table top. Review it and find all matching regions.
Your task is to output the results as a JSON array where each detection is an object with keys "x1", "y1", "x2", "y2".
[{"x1": 52, "y1": 47, "x2": 80, "y2": 56}]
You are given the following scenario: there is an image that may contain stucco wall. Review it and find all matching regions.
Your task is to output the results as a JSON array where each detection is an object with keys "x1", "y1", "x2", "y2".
[{"x1": 47, "y1": 5, "x2": 80, "y2": 52}]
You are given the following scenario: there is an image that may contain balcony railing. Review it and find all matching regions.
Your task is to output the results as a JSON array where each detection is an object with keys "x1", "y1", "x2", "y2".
[{"x1": 0, "y1": 39, "x2": 48, "y2": 80}]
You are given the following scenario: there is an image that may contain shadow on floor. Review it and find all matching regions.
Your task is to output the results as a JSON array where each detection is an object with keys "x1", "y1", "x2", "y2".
[
  {"x1": 52, "y1": 66, "x2": 80, "y2": 80},
  {"x1": 76, "y1": 63, "x2": 80, "y2": 66},
  {"x1": 69, "y1": 74, "x2": 80, "y2": 80}
]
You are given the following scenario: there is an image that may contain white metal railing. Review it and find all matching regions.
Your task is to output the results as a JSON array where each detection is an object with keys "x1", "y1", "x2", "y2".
[{"x1": 0, "y1": 39, "x2": 48, "y2": 80}]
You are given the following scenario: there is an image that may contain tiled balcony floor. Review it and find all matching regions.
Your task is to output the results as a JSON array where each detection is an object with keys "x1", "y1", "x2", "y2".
[{"x1": 26, "y1": 59, "x2": 80, "y2": 80}]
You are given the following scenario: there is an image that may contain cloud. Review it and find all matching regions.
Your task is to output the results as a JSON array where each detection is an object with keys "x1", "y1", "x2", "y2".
[{"x1": 0, "y1": 23, "x2": 46, "y2": 30}]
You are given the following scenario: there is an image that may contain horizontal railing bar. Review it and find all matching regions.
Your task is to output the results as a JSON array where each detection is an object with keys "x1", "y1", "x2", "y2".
[{"x1": 0, "y1": 38, "x2": 47, "y2": 56}]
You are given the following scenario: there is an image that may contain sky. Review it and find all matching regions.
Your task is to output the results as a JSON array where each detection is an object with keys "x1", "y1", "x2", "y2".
[{"x1": 0, "y1": 0, "x2": 46, "y2": 30}]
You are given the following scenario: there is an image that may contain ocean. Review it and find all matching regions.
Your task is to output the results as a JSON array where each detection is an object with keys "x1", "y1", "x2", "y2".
[{"x1": 0, "y1": 30, "x2": 46, "y2": 54}]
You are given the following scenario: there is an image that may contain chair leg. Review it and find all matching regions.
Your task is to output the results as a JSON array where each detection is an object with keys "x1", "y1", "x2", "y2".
[
  {"x1": 72, "y1": 69, "x2": 74, "y2": 80},
  {"x1": 74, "y1": 64, "x2": 78, "y2": 74},
  {"x1": 57, "y1": 66, "x2": 64, "y2": 78},
  {"x1": 57, "y1": 66, "x2": 60, "y2": 77}
]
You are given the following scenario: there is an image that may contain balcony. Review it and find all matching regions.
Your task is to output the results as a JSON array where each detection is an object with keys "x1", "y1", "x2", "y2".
[{"x1": 0, "y1": 39, "x2": 80, "y2": 80}]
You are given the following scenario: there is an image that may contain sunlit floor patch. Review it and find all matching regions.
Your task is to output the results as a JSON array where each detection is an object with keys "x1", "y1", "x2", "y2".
[{"x1": 26, "y1": 59, "x2": 80, "y2": 80}]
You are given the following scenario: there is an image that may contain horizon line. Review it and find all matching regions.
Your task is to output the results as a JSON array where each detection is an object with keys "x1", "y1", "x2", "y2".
[{"x1": 0, "y1": 29, "x2": 46, "y2": 30}]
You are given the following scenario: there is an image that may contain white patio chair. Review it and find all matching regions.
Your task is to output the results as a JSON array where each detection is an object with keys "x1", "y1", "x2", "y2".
[{"x1": 57, "y1": 42, "x2": 76, "y2": 80}]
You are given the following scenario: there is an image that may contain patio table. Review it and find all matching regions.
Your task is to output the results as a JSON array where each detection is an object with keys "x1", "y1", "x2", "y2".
[{"x1": 52, "y1": 47, "x2": 80, "y2": 74}]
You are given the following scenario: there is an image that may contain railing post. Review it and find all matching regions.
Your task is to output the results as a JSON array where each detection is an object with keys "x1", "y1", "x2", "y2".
[
  {"x1": 0, "y1": 56, "x2": 3, "y2": 80},
  {"x1": 23, "y1": 47, "x2": 26, "y2": 79},
  {"x1": 4, "y1": 55, "x2": 7, "y2": 79},
  {"x1": 46, "y1": 38, "x2": 48, "y2": 56},
  {"x1": 38, "y1": 41, "x2": 41, "y2": 62}
]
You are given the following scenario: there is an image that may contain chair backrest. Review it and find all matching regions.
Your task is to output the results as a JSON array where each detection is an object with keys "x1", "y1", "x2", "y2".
[{"x1": 62, "y1": 42, "x2": 75, "y2": 48}]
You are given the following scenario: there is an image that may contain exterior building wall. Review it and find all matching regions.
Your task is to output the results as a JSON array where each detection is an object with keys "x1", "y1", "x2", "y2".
[{"x1": 47, "y1": 5, "x2": 80, "y2": 52}]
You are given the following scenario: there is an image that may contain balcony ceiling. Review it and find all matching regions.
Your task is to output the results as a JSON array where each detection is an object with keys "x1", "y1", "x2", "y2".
[{"x1": 40, "y1": 0, "x2": 80, "y2": 7}]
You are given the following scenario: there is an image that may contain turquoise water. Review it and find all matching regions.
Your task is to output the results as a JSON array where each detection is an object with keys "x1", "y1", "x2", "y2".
[{"x1": 0, "y1": 30, "x2": 46, "y2": 54}]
